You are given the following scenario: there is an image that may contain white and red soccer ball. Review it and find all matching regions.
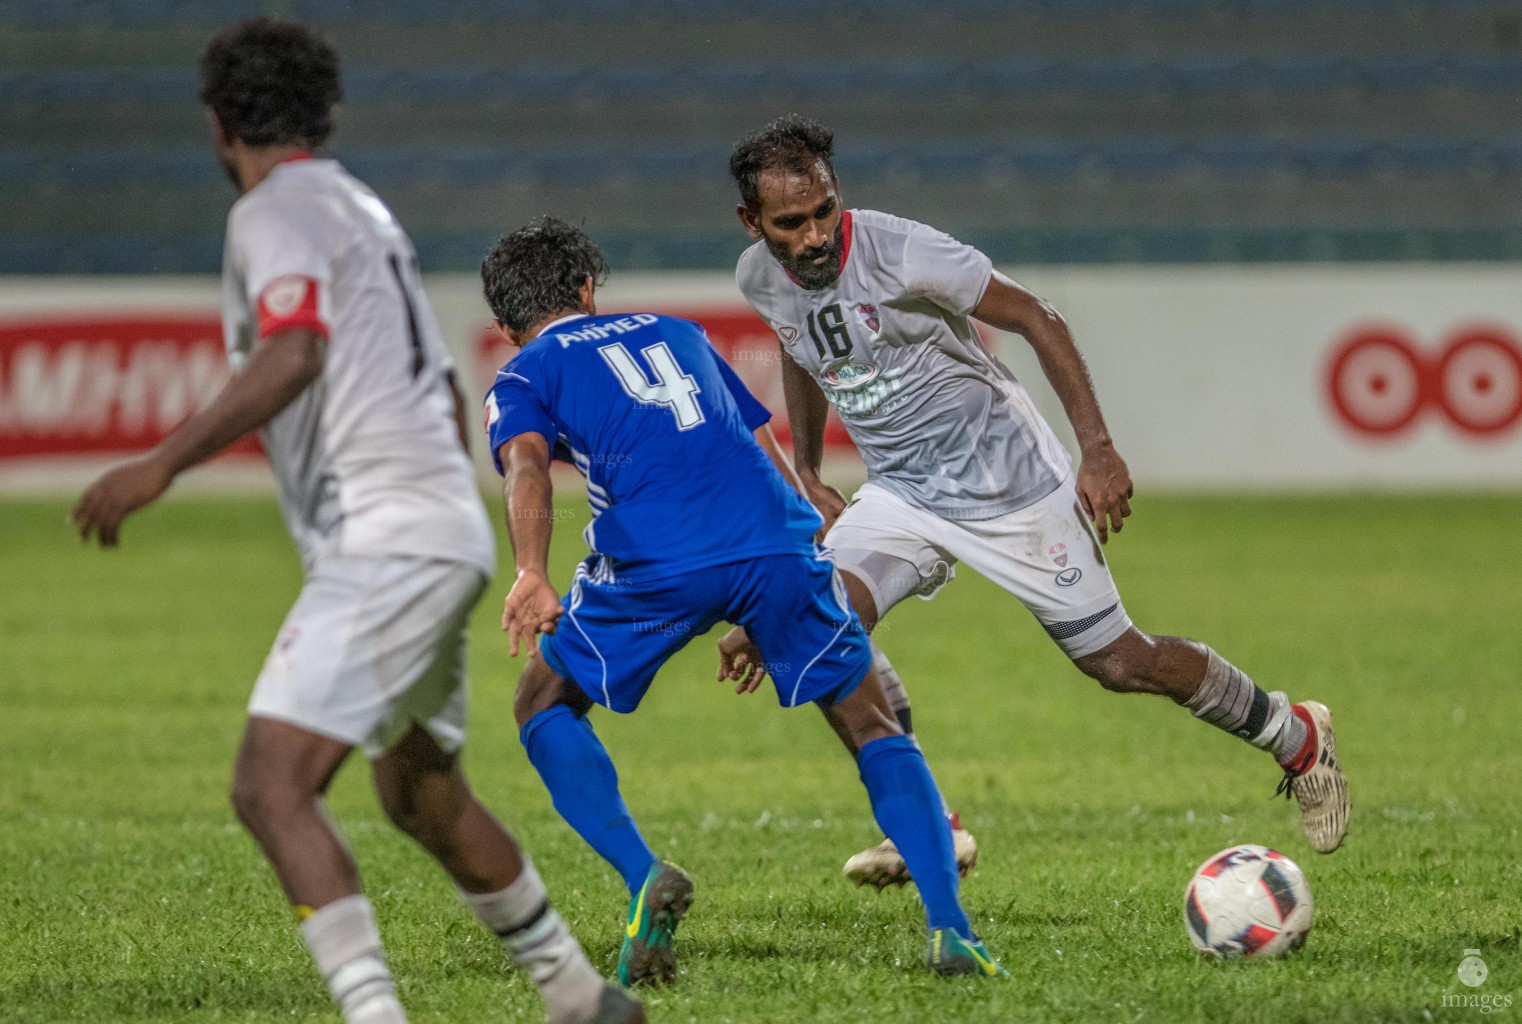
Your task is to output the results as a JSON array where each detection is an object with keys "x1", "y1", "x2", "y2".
[{"x1": 1183, "y1": 844, "x2": 1313, "y2": 958}]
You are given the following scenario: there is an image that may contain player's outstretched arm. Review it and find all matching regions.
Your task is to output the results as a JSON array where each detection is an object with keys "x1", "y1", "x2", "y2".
[
  {"x1": 498, "y1": 431, "x2": 562, "y2": 657},
  {"x1": 972, "y1": 272, "x2": 1133, "y2": 543},
  {"x1": 778, "y1": 346, "x2": 847, "y2": 529},
  {"x1": 70, "y1": 326, "x2": 325, "y2": 547}
]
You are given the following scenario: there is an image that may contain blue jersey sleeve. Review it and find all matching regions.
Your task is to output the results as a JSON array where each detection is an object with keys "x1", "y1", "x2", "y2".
[
  {"x1": 485, "y1": 360, "x2": 557, "y2": 476},
  {"x1": 708, "y1": 344, "x2": 772, "y2": 431}
]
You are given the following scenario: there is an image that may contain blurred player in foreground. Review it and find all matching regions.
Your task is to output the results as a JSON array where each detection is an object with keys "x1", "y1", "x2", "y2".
[
  {"x1": 481, "y1": 217, "x2": 1003, "y2": 982},
  {"x1": 70, "y1": 19, "x2": 639, "y2": 1024},
  {"x1": 722, "y1": 116, "x2": 1350, "y2": 887}
]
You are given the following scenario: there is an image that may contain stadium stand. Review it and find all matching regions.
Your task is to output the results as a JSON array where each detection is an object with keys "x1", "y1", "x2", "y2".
[{"x1": 2, "y1": 1, "x2": 1520, "y2": 270}]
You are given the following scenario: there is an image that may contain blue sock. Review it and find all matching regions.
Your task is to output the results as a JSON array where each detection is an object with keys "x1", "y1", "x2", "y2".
[
  {"x1": 520, "y1": 705, "x2": 657, "y2": 896},
  {"x1": 857, "y1": 735, "x2": 972, "y2": 938}
]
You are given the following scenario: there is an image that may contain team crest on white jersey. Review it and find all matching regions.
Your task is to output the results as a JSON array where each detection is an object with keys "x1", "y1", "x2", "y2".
[
  {"x1": 856, "y1": 303, "x2": 881, "y2": 334},
  {"x1": 261, "y1": 275, "x2": 311, "y2": 316},
  {"x1": 1048, "y1": 542, "x2": 1068, "y2": 567}
]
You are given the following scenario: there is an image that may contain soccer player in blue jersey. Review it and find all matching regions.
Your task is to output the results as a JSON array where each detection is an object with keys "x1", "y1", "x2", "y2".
[{"x1": 478, "y1": 217, "x2": 1003, "y2": 984}]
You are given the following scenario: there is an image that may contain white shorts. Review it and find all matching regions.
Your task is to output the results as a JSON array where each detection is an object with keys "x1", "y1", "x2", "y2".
[
  {"x1": 248, "y1": 555, "x2": 489, "y2": 759},
  {"x1": 826, "y1": 477, "x2": 1131, "y2": 659}
]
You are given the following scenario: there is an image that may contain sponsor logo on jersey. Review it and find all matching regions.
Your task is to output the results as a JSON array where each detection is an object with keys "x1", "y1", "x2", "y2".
[
  {"x1": 1055, "y1": 567, "x2": 1082, "y2": 587},
  {"x1": 822, "y1": 366, "x2": 910, "y2": 418},
  {"x1": 778, "y1": 325, "x2": 798, "y2": 343},
  {"x1": 856, "y1": 303, "x2": 880, "y2": 334},
  {"x1": 822, "y1": 360, "x2": 881, "y2": 390},
  {"x1": 483, "y1": 391, "x2": 500, "y2": 429},
  {"x1": 1048, "y1": 542, "x2": 1068, "y2": 567}
]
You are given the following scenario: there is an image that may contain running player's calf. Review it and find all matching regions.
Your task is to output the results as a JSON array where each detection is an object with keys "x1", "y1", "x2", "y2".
[
  {"x1": 373, "y1": 727, "x2": 642, "y2": 1024},
  {"x1": 514, "y1": 656, "x2": 692, "y2": 988},
  {"x1": 1074, "y1": 629, "x2": 1349, "y2": 854},
  {"x1": 820, "y1": 666, "x2": 1006, "y2": 977},
  {"x1": 831, "y1": 570, "x2": 980, "y2": 889}
]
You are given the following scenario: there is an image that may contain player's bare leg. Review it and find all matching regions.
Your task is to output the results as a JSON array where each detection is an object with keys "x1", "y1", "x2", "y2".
[
  {"x1": 373, "y1": 726, "x2": 641, "y2": 1024},
  {"x1": 831, "y1": 570, "x2": 978, "y2": 889},
  {"x1": 819, "y1": 667, "x2": 1003, "y2": 977},
  {"x1": 231, "y1": 716, "x2": 406, "y2": 1024},
  {"x1": 1074, "y1": 628, "x2": 1349, "y2": 853}
]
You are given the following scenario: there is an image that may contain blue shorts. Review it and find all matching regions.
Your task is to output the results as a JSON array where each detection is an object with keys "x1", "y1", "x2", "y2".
[{"x1": 539, "y1": 550, "x2": 872, "y2": 713}]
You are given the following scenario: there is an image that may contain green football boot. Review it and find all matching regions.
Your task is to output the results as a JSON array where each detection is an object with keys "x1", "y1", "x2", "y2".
[
  {"x1": 928, "y1": 927, "x2": 1009, "y2": 978},
  {"x1": 617, "y1": 861, "x2": 694, "y2": 986}
]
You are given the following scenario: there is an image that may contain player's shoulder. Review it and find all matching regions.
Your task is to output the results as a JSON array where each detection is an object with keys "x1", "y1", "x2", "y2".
[
  {"x1": 228, "y1": 160, "x2": 346, "y2": 240},
  {"x1": 650, "y1": 312, "x2": 709, "y2": 340},
  {"x1": 853, "y1": 209, "x2": 986, "y2": 280},
  {"x1": 735, "y1": 239, "x2": 782, "y2": 298},
  {"x1": 852, "y1": 209, "x2": 961, "y2": 254},
  {"x1": 850, "y1": 208, "x2": 933, "y2": 240}
]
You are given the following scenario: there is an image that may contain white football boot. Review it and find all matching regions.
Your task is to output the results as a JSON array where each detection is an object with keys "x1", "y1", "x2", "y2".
[
  {"x1": 842, "y1": 812, "x2": 978, "y2": 890},
  {"x1": 1276, "y1": 699, "x2": 1350, "y2": 854}
]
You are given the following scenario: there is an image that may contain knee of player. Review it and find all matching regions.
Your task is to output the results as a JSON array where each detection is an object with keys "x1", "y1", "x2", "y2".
[
  {"x1": 230, "y1": 761, "x2": 322, "y2": 830},
  {"x1": 376, "y1": 788, "x2": 428, "y2": 838},
  {"x1": 515, "y1": 659, "x2": 593, "y2": 730},
  {"x1": 1079, "y1": 654, "x2": 1143, "y2": 693},
  {"x1": 230, "y1": 772, "x2": 281, "y2": 830},
  {"x1": 513, "y1": 657, "x2": 563, "y2": 728}
]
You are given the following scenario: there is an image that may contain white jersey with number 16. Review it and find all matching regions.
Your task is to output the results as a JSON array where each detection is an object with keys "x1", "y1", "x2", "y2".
[{"x1": 736, "y1": 208, "x2": 1071, "y2": 520}]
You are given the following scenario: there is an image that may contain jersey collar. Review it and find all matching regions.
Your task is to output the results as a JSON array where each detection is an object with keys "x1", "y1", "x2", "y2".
[
  {"x1": 538, "y1": 312, "x2": 590, "y2": 335},
  {"x1": 781, "y1": 210, "x2": 853, "y2": 291}
]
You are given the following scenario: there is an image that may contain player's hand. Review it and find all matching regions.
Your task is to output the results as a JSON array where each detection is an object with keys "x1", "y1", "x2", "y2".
[
  {"x1": 70, "y1": 454, "x2": 174, "y2": 548},
  {"x1": 502, "y1": 569, "x2": 562, "y2": 657},
  {"x1": 1075, "y1": 443, "x2": 1133, "y2": 544},
  {"x1": 716, "y1": 625, "x2": 768, "y2": 694},
  {"x1": 803, "y1": 478, "x2": 848, "y2": 539}
]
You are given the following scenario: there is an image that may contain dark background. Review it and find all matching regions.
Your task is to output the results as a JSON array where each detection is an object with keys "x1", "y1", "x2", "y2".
[{"x1": 4, "y1": 0, "x2": 1522, "y2": 272}]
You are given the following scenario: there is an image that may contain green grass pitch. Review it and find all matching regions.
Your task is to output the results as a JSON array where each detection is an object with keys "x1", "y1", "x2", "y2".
[{"x1": 2, "y1": 491, "x2": 1518, "y2": 1023}]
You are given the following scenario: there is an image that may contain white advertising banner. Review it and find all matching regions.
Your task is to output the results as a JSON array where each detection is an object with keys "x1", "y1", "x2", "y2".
[
  {"x1": 1, "y1": 267, "x2": 1518, "y2": 490},
  {"x1": 1009, "y1": 265, "x2": 1522, "y2": 490}
]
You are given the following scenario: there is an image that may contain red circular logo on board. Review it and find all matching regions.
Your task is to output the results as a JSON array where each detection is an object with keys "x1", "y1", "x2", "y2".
[{"x1": 1325, "y1": 324, "x2": 1522, "y2": 439}]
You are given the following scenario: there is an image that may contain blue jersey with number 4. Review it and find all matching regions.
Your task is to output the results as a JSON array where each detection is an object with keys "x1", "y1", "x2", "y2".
[{"x1": 485, "y1": 312, "x2": 822, "y2": 580}]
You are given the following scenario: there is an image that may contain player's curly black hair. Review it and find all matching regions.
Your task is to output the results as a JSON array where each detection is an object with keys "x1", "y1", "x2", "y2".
[
  {"x1": 729, "y1": 114, "x2": 836, "y2": 208},
  {"x1": 481, "y1": 217, "x2": 610, "y2": 334},
  {"x1": 199, "y1": 17, "x2": 341, "y2": 148}
]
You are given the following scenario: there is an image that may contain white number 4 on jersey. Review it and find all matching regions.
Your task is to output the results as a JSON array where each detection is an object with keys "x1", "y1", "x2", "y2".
[{"x1": 598, "y1": 342, "x2": 706, "y2": 430}]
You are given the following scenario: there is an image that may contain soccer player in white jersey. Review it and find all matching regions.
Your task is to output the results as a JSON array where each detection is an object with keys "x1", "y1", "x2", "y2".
[
  {"x1": 69, "y1": 19, "x2": 640, "y2": 1024},
  {"x1": 719, "y1": 116, "x2": 1350, "y2": 887}
]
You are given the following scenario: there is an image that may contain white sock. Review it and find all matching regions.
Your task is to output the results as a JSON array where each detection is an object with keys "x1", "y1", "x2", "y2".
[
  {"x1": 1186, "y1": 647, "x2": 1308, "y2": 765},
  {"x1": 459, "y1": 859, "x2": 604, "y2": 1024},
  {"x1": 299, "y1": 895, "x2": 407, "y2": 1024},
  {"x1": 870, "y1": 641, "x2": 915, "y2": 739}
]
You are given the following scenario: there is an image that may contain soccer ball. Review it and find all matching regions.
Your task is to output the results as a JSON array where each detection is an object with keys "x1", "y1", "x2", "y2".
[{"x1": 1183, "y1": 844, "x2": 1313, "y2": 958}]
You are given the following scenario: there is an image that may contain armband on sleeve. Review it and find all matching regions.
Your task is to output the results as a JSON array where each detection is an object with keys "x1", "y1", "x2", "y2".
[{"x1": 256, "y1": 275, "x2": 329, "y2": 340}]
